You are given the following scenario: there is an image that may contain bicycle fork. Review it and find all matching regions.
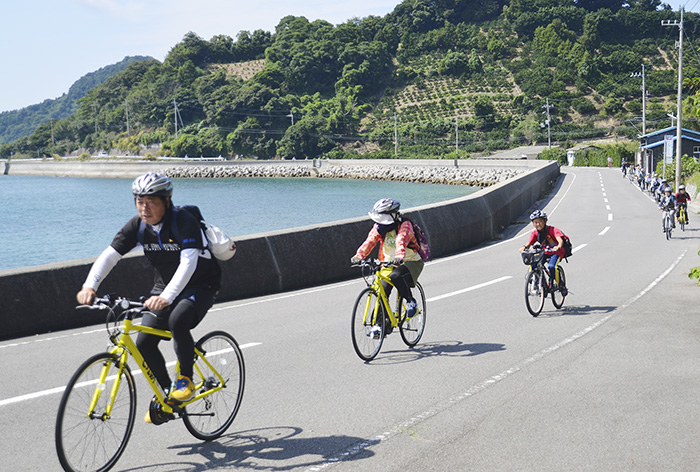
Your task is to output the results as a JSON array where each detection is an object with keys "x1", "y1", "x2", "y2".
[{"x1": 88, "y1": 350, "x2": 128, "y2": 421}]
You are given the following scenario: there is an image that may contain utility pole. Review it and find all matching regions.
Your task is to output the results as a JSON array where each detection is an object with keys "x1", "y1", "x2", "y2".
[
  {"x1": 663, "y1": 7, "x2": 684, "y2": 190},
  {"x1": 173, "y1": 99, "x2": 179, "y2": 138},
  {"x1": 630, "y1": 64, "x2": 647, "y2": 169},
  {"x1": 92, "y1": 102, "x2": 98, "y2": 133},
  {"x1": 542, "y1": 99, "x2": 552, "y2": 149},
  {"x1": 629, "y1": 64, "x2": 647, "y2": 136},
  {"x1": 286, "y1": 111, "x2": 294, "y2": 126},
  {"x1": 394, "y1": 113, "x2": 398, "y2": 156},
  {"x1": 125, "y1": 100, "x2": 130, "y2": 136},
  {"x1": 50, "y1": 119, "x2": 55, "y2": 144},
  {"x1": 455, "y1": 116, "x2": 459, "y2": 155}
]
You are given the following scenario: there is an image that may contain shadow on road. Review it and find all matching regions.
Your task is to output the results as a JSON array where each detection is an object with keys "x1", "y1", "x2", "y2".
[
  {"x1": 370, "y1": 340, "x2": 506, "y2": 365},
  {"x1": 149, "y1": 426, "x2": 376, "y2": 471},
  {"x1": 535, "y1": 304, "x2": 617, "y2": 318}
]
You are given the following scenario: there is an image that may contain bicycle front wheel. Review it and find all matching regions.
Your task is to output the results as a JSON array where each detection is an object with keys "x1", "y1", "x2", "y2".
[
  {"x1": 551, "y1": 266, "x2": 567, "y2": 309},
  {"x1": 182, "y1": 331, "x2": 245, "y2": 441},
  {"x1": 56, "y1": 353, "x2": 136, "y2": 472},
  {"x1": 351, "y1": 288, "x2": 384, "y2": 361},
  {"x1": 400, "y1": 282, "x2": 426, "y2": 347},
  {"x1": 665, "y1": 214, "x2": 672, "y2": 240},
  {"x1": 525, "y1": 270, "x2": 545, "y2": 317}
]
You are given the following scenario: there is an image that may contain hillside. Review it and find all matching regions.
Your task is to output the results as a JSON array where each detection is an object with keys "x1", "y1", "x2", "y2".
[
  {"x1": 0, "y1": 56, "x2": 153, "y2": 144},
  {"x1": 0, "y1": 0, "x2": 695, "y2": 160}
]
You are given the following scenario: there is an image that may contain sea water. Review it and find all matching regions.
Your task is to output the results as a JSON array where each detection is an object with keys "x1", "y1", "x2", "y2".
[{"x1": 0, "y1": 175, "x2": 478, "y2": 271}]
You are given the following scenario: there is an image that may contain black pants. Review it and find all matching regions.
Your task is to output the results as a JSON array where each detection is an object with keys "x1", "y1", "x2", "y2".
[
  {"x1": 136, "y1": 286, "x2": 217, "y2": 391},
  {"x1": 381, "y1": 264, "x2": 415, "y2": 301}
]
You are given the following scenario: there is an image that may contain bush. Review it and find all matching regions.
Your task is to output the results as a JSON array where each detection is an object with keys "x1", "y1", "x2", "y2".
[{"x1": 539, "y1": 147, "x2": 566, "y2": 165}]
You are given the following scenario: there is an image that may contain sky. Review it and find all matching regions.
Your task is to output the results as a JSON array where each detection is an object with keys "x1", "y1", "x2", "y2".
[
  {"x1": 0, "y1": 0, "x2": 697, "y2": 114},
  {"x1": 0, "y1": 0, "x2": 401, "y2": 113}
]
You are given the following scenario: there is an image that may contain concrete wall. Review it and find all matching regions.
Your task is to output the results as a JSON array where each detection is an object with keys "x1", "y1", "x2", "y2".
[{"x1": 0, "y1": 160, "x2": 559, "y2": 340}]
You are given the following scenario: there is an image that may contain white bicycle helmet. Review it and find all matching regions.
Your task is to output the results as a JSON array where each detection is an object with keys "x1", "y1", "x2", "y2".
[
  {"x1": 529, "y1": 209, "x2": 547, "y2": 221},
  {"x1": 369, "y1": 198, "x2": 401, "y2": 225},
  {"x1": 679, "y1": 185, "x2": 686, "y2": 190},
  {"x1": 132, "y1": 172, "x2": 173, "y2": 197}
]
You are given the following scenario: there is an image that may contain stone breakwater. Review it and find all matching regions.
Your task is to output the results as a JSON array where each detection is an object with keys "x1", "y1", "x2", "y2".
[{"x1": 162, "y1": 163, "x2": 525, "y2": 186}]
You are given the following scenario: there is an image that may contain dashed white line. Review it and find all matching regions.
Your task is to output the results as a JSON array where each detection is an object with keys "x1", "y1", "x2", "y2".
[
  {"x1": 427, "y1": 276, "x2": 512, "y2": 302},
  {"x1": 599, "y1": 226, "x2": 610, "y2": 236}
]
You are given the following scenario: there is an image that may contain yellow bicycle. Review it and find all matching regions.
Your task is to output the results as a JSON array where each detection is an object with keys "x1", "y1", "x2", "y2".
[
  {"x1": 351, "y1": 259, "x2": 426, "y2": 361},
  {"x1": 55, "y1": 294, "x2": 245, "y2": 472},
  {"x1": 678, "y1": 204, "x2": 688, "y2": 232}
]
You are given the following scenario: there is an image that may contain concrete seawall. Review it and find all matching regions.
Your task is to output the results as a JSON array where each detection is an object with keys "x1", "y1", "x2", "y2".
[{"x1": 0, "y1": 159, "x2": 559, "y2": 340}]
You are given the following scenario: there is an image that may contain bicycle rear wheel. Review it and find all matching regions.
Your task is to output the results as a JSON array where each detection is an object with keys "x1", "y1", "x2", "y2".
[
  {"x1": 55, "y1": 353, "x2": 136, "y2": 472},
  {"x1": 399, "y1": 282, "x2": 426, "y2": 347},
  {"x1": 680, "y1": 208, "x2": 686, "y2": 231},
  {"x1": 351, "y1": 288, "x2": 384, "y2": 361},
  {"x1": 525, "y1": 270, "x2": 545, "y2": 317},
  {"x1": 182, "y1": 331, "x2": 245, "y2": 441},
  {"x1": 551, "y1": 266, "x2": 567, "y2": 309}
]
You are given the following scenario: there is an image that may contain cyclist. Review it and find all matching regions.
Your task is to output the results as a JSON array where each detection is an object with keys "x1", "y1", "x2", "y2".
[
  {"x1": 519, "y1": 210, "x2": 567, "y2": 295},
  {"x1": 350, "y1": 198, "x2": 424, "y2": 337},
  {"x1": 76, "y1": 172, "x2": 221, "y2": 423},
  {"x1": 659, "y1": 186, "x2": 676, "y2": 230},
  {"x1": 676, "y1": 184, "x2": 691, "y2": 224}
]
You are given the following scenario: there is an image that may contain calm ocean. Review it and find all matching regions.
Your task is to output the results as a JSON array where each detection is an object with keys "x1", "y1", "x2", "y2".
[{"x1": 0, "y1": 175, "x2": 477, "y2": 271}]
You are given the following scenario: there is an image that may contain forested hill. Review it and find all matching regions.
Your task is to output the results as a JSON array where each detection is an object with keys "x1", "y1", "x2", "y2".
[
  {"x1": 1, "y1": 0, "x2": 696, "y2": 160},
  {"x1": 0, "y1": 56, "x2": 152, "y2": 145}
]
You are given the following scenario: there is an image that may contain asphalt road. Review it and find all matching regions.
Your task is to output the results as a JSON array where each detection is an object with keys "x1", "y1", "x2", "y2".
[{"x1": 2, "y1": 166, "x2": 700, "y2": 471}]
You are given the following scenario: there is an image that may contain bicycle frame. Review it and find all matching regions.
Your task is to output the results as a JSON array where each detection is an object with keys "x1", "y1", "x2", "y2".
[
  {"x1": 362, "y1": 266, "x2": 404, "y2": 328},
  {"x1": 90, "y1": 315, "x2": 226, "y2": 419},
  {"x1": 527, "y1": 255, "x2": 561, "y2": 287}
]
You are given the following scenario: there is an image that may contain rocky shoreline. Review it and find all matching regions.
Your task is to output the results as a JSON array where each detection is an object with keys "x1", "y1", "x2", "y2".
[{"x1": 162, "y1": 163, "x2": 526, "y2": 186}]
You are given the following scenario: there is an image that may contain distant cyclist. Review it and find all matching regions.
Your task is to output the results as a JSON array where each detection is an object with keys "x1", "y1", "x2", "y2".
[
  {"x1": 76, "y1": 172, "x2": 221, "y2": 423},
  {"x1": 351, "y1": 198, "x2": 424, "y2": 336},
  {"x1": 676, "y1": 184, "x2": 691, "y2": 224},
  {"x1": 659, "y1": 186, "x2": 676, "y2": 230},
  {"x1": 519, "y1": 210, "x2": 567, "y2": 295}
]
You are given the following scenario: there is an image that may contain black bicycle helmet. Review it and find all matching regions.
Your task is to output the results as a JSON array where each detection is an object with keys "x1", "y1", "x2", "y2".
[
  {"x1": 132, "y1": 172, "x2": 173, "y2": 197},
  {"x1": 369, "y1": 198, "x2": 401, "y2": 225},
  {"x1": 529, "y1": 209, "x2": 547, "y2": 221}
]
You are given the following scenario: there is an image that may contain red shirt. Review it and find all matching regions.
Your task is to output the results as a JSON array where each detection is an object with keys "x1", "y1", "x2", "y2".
[
  {"x1": 676, "y1": 192, "x2": 691, "y2": 204},
  {"x1": 526, "y1": 225, "x2": 565, "y2": 258}
]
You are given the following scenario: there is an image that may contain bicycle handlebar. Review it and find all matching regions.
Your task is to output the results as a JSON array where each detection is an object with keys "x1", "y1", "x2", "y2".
[{"x1": 351, "y1": 259, "x2": 399, "y2": 270}]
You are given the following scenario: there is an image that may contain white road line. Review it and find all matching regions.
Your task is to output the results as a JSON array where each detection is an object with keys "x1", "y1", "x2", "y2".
[
  {"x1": 427, "y1": 276, "x2": 512, "y2": 302},
  {"x1": 572, "y1": 244, "x2": 587, "y2": 253},
  {"x1": 599, "y1": 226, "x2": 610, "y2": 236},
  {"x1": 608, "y1": 213, "x2": 613, "y2": 221},
  {"x1": 606, "y1": 205, "x2": 611, "y2": 210},
  {"x1": 306, "y1": 251, "x2": 688, "y2": 472},
  {"x1": 0, "y1": 342, "x2": 262, "y2": 408}
]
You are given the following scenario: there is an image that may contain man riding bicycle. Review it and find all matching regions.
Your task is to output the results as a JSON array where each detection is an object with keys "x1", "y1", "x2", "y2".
[
  {"x1": 519, "y1": 210, "x2": 567, "y2": 296},
  {"x1": 676, "y1": 184, "x2": 691, "y2": 224},
  {"x1": 350, "y1": 198, "x2": 424, "y2": 337},
  {"x1": 659, "y1": 186, "x2": 676, "y2": 230},
  {"x1": 76, "y1": 172, "x2": 221, "y2": 423}
]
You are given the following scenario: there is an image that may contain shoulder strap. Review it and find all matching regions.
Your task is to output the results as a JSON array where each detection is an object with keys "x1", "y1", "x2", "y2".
[{"x1": 137, "y1": 219, "x2": 145, "y2": 246}]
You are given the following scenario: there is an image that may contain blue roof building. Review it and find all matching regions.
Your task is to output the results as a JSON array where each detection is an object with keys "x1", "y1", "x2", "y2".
[{"x1": 640, "y1": 126, "x2": 700, "y2": 171}]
